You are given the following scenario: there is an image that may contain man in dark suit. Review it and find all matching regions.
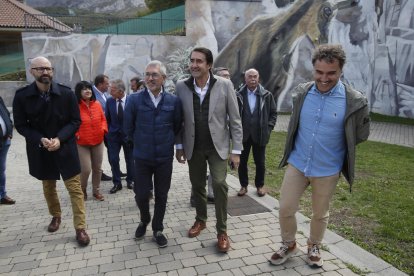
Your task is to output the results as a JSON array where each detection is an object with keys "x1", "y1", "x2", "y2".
[
  {"x1": 12, "y1": 56, "x2": 89, "y2": 246},
  {"x1": 0, "y1": 96, "x2": 15, "y2": 205},
  {"x1": 175, "y1": 47, "x2": 243, "y2": 253},
  {"x1": 92, "y1": 74, "x2": 113, "y2": 181},
  {"x1": 105, "y1": 79, "x2": 134, "y2": 193},
  {"x1": 236, "y1": 68, "x2": 277, "y2": 197}
]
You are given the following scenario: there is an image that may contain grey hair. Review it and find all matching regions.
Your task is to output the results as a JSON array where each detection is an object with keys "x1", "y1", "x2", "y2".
[
  {"x1": 111, "y1": 79, "x2": 126, "y2": 92},
  {"x1": 146, "y1": 60, "x2": 167, "y2": 76}
]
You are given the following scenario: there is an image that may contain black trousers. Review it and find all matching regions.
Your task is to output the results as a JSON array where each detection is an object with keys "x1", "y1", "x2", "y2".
[
  {"x1": 133, "y1": 158, "x2": 172, "y2": 232},
  {"x1": 238, "y1": 137, "x2": 266, "y2": 188}
]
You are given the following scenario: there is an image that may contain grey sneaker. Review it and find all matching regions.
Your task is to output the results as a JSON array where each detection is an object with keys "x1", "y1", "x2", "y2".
[
  {"x1": 269, "y1": 242, "x2": 298, "y2": 265},
  {"x1": 135, "y1": 222, "x2": 147, "y2": 240},
  {"x1": 307, "y1": 244, "x2": 323, "y2": 267},
  {"x1": 153, "y1": 231, "x2": 168, "y2": 248}
]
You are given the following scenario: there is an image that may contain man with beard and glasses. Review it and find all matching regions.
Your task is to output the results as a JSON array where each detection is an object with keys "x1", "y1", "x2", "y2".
[{"x1": 13, "y1": 56, "x2": 90, "y2": 246}]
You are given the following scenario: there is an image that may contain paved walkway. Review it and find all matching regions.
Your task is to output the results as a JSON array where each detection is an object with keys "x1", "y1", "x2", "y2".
[{"x1": 0, "y1": 117, "x2": 411, "y2": 276}]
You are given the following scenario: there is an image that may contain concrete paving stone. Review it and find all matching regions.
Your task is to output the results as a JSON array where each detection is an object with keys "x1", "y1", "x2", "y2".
[
  {"x1": 135, "y1": 248, "x2": 160, "y2": 258},
  {"x1": 71, "y1": 265, "x2": 99, "y2": 276},
  {"x1": 257, "y1": 261, "x2": 286, "y2": 273},
  {"x1": 64, "y1": 253, "x2": 83, "y2": 263},
  {"x1": 230, "y1": 240, "x2": 252, "y2": 250},
  {"x1": 45, "y1": 271, "x2": 72, "y2": 276},
  {"x1": 176, "y1": 267, "x2": 197, "y2": 276},
  {"x1": 0, "y1": 245, "x2": 24, "y2": 257},
  {"x1": 83, "y1": 250, "x2": 101, "y2": 260},
  {"x1": 336, "y1": 268, "x2": 358, "y2": 275},
  {"x1": 207, "y1": 270, "x2": 234, "y2": 276},
  {"x1": 158, "y1": 245, "x2": 182, "y2": 255},
  {"x1": 10, "y1": 254, "x2": 39, "y2": 264},
  {"x1": 320, "y1": 260, "x2": 340, "y2": 272},
  {"x1": 197, "y1": 232, "x2": 217, "y2": 241},
  {"x1": 249, "y1": 231, "x2": 271, "y2": 239},
  {"x1": 204, "y1": 253, "x2": 230, "y2": 263},
  {"x1": 57, "y1": 262, "x2": 69, "y2": 272},
  {"x1": 232, "y1": 222, "x2": 253, "y2": 229},
  {"x1": 227, "y1": 248, "x2": 252, "y2": 259},
  {"x1": 173, "y1": 250, "x2": 197, "y2": 261},
  {"x1": 322, "y1": 271, "x2": 342, "y2": 276},
  {"x1": 0, "y1": 264, "x2": 13, "y2": 273},
  {"x1": 86, "y1": 255, "x2": 112, "y2": 267},
  {"x1": 149, "y1": 253, "x2": 174, "y2": 264},
  {"x1": 240, "y1": 264, "x2": 261, "y2": 275},
  {"x1": 11, "y1": 260, "x2": 41, "y2": 271},
  {"x1": 29, "y1": 264, "x2": 58, "y2": 276},
  {"x1": 39, "y1": 256, "x2": 66, "y2": 267},
  {"x1": 100, "y1": 247, "x2": 124, "y2": 257},
  {"x1": 91, "y1": 242, "x2": 115, "y2": 251},
  {"x1": 68, "y1": 259, "x2": 87, "y2": 270},
  {"x1": 123, "y1": 244, "x2": 141, "y2": 254},
  {"x1": 99, "y1": 261, "x2": 126, "y2": 273},
  {"x1": 250, "y1": 237, "x2": 272, "y2": 247},
  {"x1": 294, "y1": 264, "x2": 325, "y2": 275},
  {"x1": 231, "y1": 227, "x2": 251, "y2": 235},
  {"x1": 271, "y1": 268, "x2": 301, "y2": 276},
  {"x1": 130, "y1": 264, "x2": 158, "y2": 275},
  {"x1": 157, "y1": 260, "x2": 184, "y2": 272},
  {"x1": 242, "y1": 254, "x2": 268, "y2": 266},
  {"x1": 229, "y1": 234, "x2": 251, "y2": 243},
  {"x1": 194, "y1": 246, "x2": 218, "y2": 257},
  {"x1": 247, "y1": 244, "x2": 273, "y2": 255},
  {"x1": 113, "y1": 252, "x2": 138, "y2": 262},
  {"x1": 180, "y1": 241, "x2": 203, "y2": 251},
  {"x1": 104, "y1": 269, "x2": 132, "y2": 276},
  {"x1": 218, "y1": 258, "x2": 244, "y2": 270},
  {"x1": 124, "y1": 257, "x2": 150, "y2": 269},
  {"x1": 96, "y1": 235, "x2": 119, "y2": 244},
  {"x1": 195, "y1": 263, "x2": 222, "y2": 274}
]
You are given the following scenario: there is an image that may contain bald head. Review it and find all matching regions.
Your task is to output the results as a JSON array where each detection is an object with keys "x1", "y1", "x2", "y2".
[
  {"x1": 244, "y1": 68, "x2": 259, "y2": 90},
  {"x1": 30, "y1": 56, "x2": 54, "y2": 86}
]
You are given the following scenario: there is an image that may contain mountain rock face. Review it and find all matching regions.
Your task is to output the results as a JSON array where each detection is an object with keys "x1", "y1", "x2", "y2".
[{"x1": 25, "y1": 0, "x2": 146, "y2": 13}]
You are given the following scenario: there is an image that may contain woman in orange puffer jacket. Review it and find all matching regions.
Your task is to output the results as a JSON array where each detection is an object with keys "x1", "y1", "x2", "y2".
[{"x1": 74, "y1": 81, "x2": 108, "y2": 201}]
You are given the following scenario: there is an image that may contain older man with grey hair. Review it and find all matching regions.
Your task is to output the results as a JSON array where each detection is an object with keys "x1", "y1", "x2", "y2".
[{"x1": 106, "y1": 79, "x2": 134, "y2": 194}]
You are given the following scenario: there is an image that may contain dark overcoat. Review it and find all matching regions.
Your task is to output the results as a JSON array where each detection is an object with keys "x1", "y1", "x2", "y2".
[{"x1": 12, "y1": 81, "x2": 81, "y2": 180}]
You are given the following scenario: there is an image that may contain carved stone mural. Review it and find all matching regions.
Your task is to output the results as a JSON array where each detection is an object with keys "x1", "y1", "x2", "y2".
[{"x1": 22, "y1": 0, "x2": 414, "y2": 118}]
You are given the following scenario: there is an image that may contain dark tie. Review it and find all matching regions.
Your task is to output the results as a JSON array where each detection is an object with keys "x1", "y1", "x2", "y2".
[{"x1": 117, "y1": 99, "x2": 123, "y2": 122}]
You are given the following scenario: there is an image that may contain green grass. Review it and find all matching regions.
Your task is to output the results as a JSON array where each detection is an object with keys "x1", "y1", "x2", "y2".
[
  {"x1": 370, "y1": 112, "x2": 414, "y2": 125},
  {"x1": 237, "y1": 132, "x2": 414, "y2": 275}
]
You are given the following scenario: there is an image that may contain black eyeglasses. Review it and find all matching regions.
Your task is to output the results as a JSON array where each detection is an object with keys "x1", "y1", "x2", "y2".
[
  {"x1": 145, "y1": 72, "x2": 162, "y2": 79},
  {"x1": 31, "y1": 67, "x2": 54, "y2": 73}
]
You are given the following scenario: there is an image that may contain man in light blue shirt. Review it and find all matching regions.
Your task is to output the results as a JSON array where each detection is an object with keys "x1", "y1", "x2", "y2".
[{"x1": 270, "y1": 45, "x2": 370, "y2": 268}]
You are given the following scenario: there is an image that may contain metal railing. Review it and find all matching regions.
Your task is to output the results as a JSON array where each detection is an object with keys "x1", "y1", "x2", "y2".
[{"x1": 23, "y1": 14, "x2": 186, "y2": 36}]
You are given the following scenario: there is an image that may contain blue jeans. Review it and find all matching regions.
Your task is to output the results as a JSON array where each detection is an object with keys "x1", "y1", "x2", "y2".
[{"x1": 0, "y1": 138, "x2": 11, "y2": 199}]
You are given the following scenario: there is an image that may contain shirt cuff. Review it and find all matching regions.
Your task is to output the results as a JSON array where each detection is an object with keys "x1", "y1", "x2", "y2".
[
  {"x1": 175, "y1": 144, "x2": 183, "y2": 150},
  {"x1": 231, "y1": 150, "x2": 241, "y2": 155}
]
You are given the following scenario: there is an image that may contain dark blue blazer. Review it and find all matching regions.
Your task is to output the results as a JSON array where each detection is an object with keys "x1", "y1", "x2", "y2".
[{"x1": 105, "y1": 96, "x2": 127, "y2": 142}]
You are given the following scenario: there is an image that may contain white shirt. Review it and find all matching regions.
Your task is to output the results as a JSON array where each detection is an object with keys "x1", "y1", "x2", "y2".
[
  {"x1": 193, "y1": 76, "x2": 210, "y2": 103},
  {"x1": 148, "y1": 88, "x2": 164, "y2": 108}
]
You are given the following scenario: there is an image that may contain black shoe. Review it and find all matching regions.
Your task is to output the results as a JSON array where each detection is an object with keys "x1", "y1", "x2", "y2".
[
  {"x1": 120, "y1": 171, "x2": 127, "y2": 178},
  {"x1": 127, "y1": 182, "x2": 133, "y2": 189},
  {"x1": 135, "y1": 222, "x2": 147, "y2": 240},
  {"x1": 153, "y1": 231, "x2": 168, "y2": 248},
  {"x1": 207, "y1": 196, "x2": 215, "y2": 204},
  {"x1": 101, "y1": 173, "x2": 112, "y2": 181},
  {"x1": 109, "y1": 185, "x2": 122, "y2": 194}
]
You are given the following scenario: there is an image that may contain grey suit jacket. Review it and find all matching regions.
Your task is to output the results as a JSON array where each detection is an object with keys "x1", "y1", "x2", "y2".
[{"x1": 175, "y1": 74, "x2": 243, "y2": 160}]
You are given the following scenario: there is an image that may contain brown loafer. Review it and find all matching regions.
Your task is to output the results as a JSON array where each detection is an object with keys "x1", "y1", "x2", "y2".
[
  {"x1": 76, "y1": 229, "x2": 90, "y2": 246},
  {"x1": 217, "y1": 232, "x2": 230, "y2": 252},
  {"x1": 48, "y1": 217, "x2": 61, "y2": 232},
  {"x1": 0, "y1": 196, "x2": 16, "y2": 205},
  {"x1": 257, "y1": 187, "x2": 266, "y2": 197},
  {"x1": 237, "y1": 187, "x2": 248, "y2": 196},
  {"x1": 188, "y1": 221, "x2": 206, "y2": 238},
  {"x1": 93, "y1": 193, "x2": 104, "y2": 201}
]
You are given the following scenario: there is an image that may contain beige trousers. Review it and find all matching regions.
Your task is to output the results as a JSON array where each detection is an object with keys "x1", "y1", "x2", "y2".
[
  {"x1": 279, "y1": 164, "x2": 339, "y2": 245},
  {"x1": 77, "y1": 143, "x2": 104, "y2": 194},
  {"x1": 42, "y1": 174, "x2": 86, "y2": 229}
]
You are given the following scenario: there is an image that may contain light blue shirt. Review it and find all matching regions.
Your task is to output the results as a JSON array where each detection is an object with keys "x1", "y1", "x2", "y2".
[
  {"x1": 247, "y1": 88, "x2": 257, "y2": 113},
  {"x1": 288, "y1": 81, "x2": 346, "y2": 177},
  {"x1": 148, "y1": 88, "x2": 164, "y2": 108}
]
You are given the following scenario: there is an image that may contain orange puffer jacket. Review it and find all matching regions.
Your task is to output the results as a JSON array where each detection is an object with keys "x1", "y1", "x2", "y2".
[{"x1": 76, "y1": 100, "x2": 108, "y2": 146}]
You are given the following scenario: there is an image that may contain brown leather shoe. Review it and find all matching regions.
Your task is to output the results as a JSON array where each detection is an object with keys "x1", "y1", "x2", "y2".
[
  {"x1": 237, "y1": 187, "x2": 248, "y2": 196},
  {"x1": 257, "y1": 187, "x2": 266, "y2": 197},
  {"x1": 93, "y1": 193, "x2": 104, "y2": 201},
  {"x1": 47, "y1": 217, "x2": 61, "y2": 232},
  {"x1": 217, "y1": 232, "x2": 230, "y2": 252},
  {"x1": 0, "y1": 196, "x2": 16, "y2": 205},
  {"x1": 82, "y1": 188, "x2": 87, "y2": 200},
  {"x1": 188, "y1": 221, "x2": 206, "y2": 238},
  {"x1": 76, "y1": 229, "x2": 90, "y2": 246}
]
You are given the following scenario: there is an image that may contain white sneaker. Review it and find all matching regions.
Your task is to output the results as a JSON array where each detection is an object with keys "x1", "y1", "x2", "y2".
[
  {"x1": 270, "y1": 242, "x2": 298, "y2": 265},
  {"x1": 307, "y1": 244, "x2": 324, "y2": 267}
]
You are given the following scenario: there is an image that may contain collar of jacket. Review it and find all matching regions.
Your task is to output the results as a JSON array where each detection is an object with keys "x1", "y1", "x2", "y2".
[
  {"x1": 26, "y1": 81, "x2": 63, "y2": 97},
  {"x1": 184, "y1": 72, "x2": 217, "y2": 92},
  {"x1": 237, "y1": 84, "x2": 267, "y2": 97}
]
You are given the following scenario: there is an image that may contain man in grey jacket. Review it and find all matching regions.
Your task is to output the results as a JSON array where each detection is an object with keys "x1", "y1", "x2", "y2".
[{"x1": 270, "y1": 45, "x2": 370, "y2": 267}]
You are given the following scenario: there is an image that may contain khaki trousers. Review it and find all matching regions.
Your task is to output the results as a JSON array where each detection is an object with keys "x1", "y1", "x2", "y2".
[
  {"x1": 77, "y1": 143, "x2": 104, "y2": 194},
  {"x1": 279, "y1": 164, "x2": 339, "y2": 245},
  {"x1": 42, "y1": 174, "x2": 86, "y2": 229},
  {"x1": 188, "y1": 149, "x2": 228, "y2": 234}
]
